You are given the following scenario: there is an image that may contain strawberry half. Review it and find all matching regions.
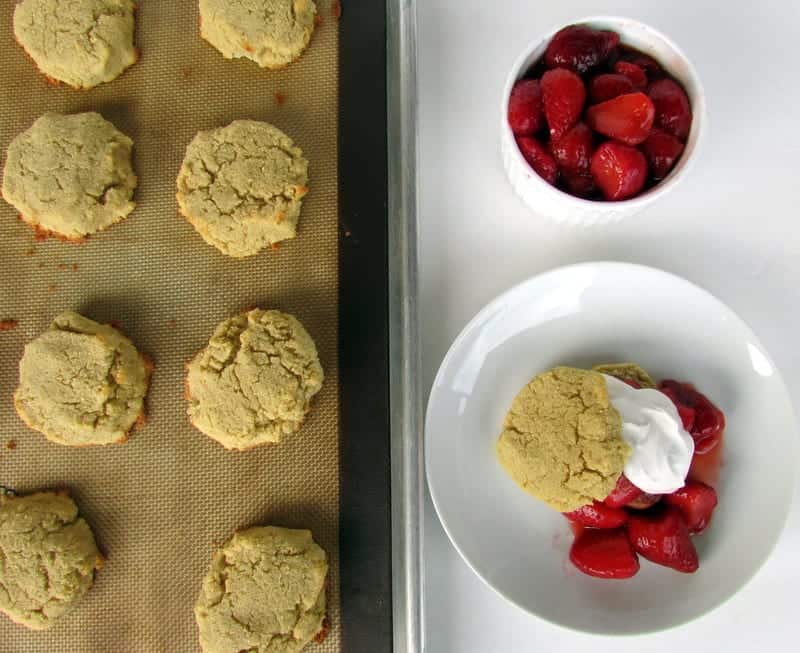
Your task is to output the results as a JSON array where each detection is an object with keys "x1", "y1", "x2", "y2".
[
  {"x1": 658, "y1": 382, "x2": 696, "y2": 431},
  {"x1": 569, "y1": 528, "x2": 640, "y2": 579},
  {"x1": 677, "y1": 403, "x2": 696, "y2": 431},
  {"x1": 692, "y1": 397, "x2": 725, "y2": 455},
  {"x1": 564, "y1": 500, "x2": 627, "y2": 528},
  {"x1": 549, "y1": 122, "x2": 593, "y2": 175},
  {"x1": 516, "y1": 136, "x2": 558, "y2": 185},
  {"x1": 664, "y1": 481, "x2": 718, "y2": 533},
  {"x1": 627, "y1": 506, "x2": 699, "y2": 573},
  {"x1": 614, "y1": 61, "x2": 648, "y2": 90},
  {"x1": 659, "y1": 380, "x2": 725, "y2": 454},
  {"x1": 541, "y1": 68, "x2": 586, "y2": 141},
  {"x1": 648, "y1": 78, "x2": 692, "y2": 141},
  {"x1": 545, "y1": 25, "x2": 620, "y2": 74},
  {"x1": 604, "y1": 474, "x2": 643, "y2": 508},
  {"x1": 618, "y1": 47, "x2": 663, "y2": 78},
  {"x1": 589, "y1": 73, "x2": 634, "y2": 103},
  {"x1": 640, "y1": 129, "x2": 685, "y2": 179},
  {"x1": 590, "y1": 141, "x2": 648, "y2": 200},
  {"x1": 508, "y1": 79, "x2": 543, "y2": 136},
  {"x1": 586, "y1": 92, "x2": 655, "y2": 145},
  {"x1": 562, "y1": 172, "x2": 597, "y2": 198}
]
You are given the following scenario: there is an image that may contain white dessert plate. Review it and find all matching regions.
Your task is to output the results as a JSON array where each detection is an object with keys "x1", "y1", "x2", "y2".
[{"x1": 425, "y1": 262, "x2": 797, "y2": 634}]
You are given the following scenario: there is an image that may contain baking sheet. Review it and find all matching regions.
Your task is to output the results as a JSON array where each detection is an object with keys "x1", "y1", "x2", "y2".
[{"x1": 0, "y1": 1, "x2": 341, "y2": 650}]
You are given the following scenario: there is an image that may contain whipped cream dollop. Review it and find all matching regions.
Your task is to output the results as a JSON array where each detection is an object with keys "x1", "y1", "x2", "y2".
[{"x1": 603, "y1": 374, "x2": 695, "y2": 495}]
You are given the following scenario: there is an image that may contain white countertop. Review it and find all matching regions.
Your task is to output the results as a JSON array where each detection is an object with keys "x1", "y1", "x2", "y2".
[{"x1": 417, "y1": 1, "x2": 800, "y2": 651}]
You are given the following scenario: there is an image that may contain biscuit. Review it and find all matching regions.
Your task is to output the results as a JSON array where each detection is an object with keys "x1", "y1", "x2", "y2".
[
  {"x1": 592, "y1": 362, "x2": 656, "y2": 389},
  {"x1": 186, "y1": 309, "x2": 323, "y2": 450},
  {"x1": 176, "y1": 120, "x2": 308, "y2": 257},
  {"x1": 1, "y1": 112, "x2": 137, "y2": 240},
  {"x1": 496, "y1": 366, "x2": 630, "y2": 512},
  {"x1": 0, "y1": 490, "x2": 103, "y2": 630},
  {"x1": 13, "y1": 0, "x2": 137, "y2": 89},
  {"x1": 14, "y1": 311, "x2": 151, "y2": 446},
  {"x1": 199, "y1": 0, "x2": 317, "y2": 69},
  {"x1": 195, "y1": 526, "x2": 327, "y2": 653}
]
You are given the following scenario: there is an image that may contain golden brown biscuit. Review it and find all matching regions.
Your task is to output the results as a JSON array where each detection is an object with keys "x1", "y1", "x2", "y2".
[
  {"x1": 195, "y1": 526, "x2": 327, "y2": 653},
  {"x1": 496, "y1": 366, "x2": 630, "y2": 511},
  {"x1": 593, "y1": 362, "x2": 656, "y2": 388},
  {"x1": 199, "y1": 0, "x2": 317, "y2": 69},
  {"x1": 14, "y1": 0, "x2": 137, "y2": 89},
  {"x1": 0, "y1": 490, "x2": 103, "y2": 630},
  {"x1": 186, "y1": 309, "x2": 323, "y2": 450},
  {"x1": 1, "y1": 113, "x2": 137, "y2": 240},
  {"x1": 14, "y1": 311, "x2": 151, "y2": 446},
  {"x1": 176, "y1": 120, "x2": 308, "y2": 258}
]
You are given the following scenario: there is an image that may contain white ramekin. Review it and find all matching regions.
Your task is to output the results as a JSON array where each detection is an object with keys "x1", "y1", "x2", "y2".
[{"x1": 500, "y1": 16, "x2": 706, "y2": 226}]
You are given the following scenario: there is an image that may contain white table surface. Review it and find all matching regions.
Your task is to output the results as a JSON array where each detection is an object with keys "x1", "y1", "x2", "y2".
[{"x1": 417, "y1": 1, "x2": 800, "y2": 651}]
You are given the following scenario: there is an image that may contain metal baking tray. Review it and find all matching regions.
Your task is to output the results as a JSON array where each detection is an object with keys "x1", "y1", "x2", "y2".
[{"x1": 0, "y1": 0, "x2": 397, "y2": 650}]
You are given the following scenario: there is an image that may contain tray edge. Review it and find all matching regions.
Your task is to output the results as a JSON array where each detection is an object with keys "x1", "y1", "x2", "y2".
[{"x1": 388, "y1": 0, "x2": 423, "y2": 651}]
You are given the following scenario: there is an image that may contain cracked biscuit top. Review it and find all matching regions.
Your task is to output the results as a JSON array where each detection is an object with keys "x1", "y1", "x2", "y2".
[
  {"x1": 176, "y1": 120, "x2": 309, "y2": 258},
  {"x1": 1, "y1": 112, "x2": 137, "y2": 240},
  {"x1": 186, "y1": 309, "x2": 323, "y2": 450},
  {"x1": 496, "y1": 366, "x2": 631, "y2": 512},
  {"x1": 0, "y1": 490, "x2": 103, "y2": 630},
  {"x1": 199, "y1": 0, "x2": 317, "y2": 69},
  {"x1": 195, "y1": 526, "x2": 327, "y2": 653},
  {"x1": 14, "y1": 311, "x2": 151, "y2": 446},
  {"x1": 13, "y1": 0, "x2": 137, "y2": 89}
]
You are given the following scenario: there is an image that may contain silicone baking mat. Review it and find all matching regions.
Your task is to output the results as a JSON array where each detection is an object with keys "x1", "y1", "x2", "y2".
[{"x1": 0, "y1": 1, "x2": 343, "y2": 650}]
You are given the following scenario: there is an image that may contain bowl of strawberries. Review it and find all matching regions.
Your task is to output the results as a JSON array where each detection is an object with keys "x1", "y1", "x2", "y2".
[{"x1": 501, "y1": 17, "x2": 705, "y2": 225}]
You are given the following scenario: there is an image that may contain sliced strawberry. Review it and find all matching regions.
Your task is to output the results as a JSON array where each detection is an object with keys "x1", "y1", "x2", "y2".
[
  {"x1": 627, "y1": 506, "x2": 699, "y2": 573},
  {"x1": 648, "y1": 78, "x2": 692, "y2": 141},
  {"x1": 589, "y1": 73, "x2": 634, "y2": 103},
  {"x1": 664, "y1": 482, "x2": 718, "y2": 534},
  {"x1": 659, "y1": 379, "x2": 689, "y2": 402},
  {"x1": 626, "y1": 492, "x2": 663, "y2": 510},
  {"x1": 624, "y1": 379, "x2": 641, "y2": 389},
  {"x1": 562, "y1": 172, "x2": 597, "y2": 198},
  {"x1": 545, "y1": 25, "x2": 620, "y2": 74},
  {"x1": 508, "y1": 79, "x2": 543, "y2": 136},
  {"x1": 590, "y1": 141, "x2": 648, "y2": 200},
  {"x1": 564, "y1": 500, "x2": 627, "y2": 528},
  {"x1": 658, "y1": 382, "x2": 697, "y2": 431},
  {"x1": 692, "y1": 397, "x2": 725, "y2": 455},
  {"x1": 569, "y1": 528, "x2": 639, "y2": 579},
  {"x1": 585, "y1": 92, "x2": 655, "y2": 145},
  {"x1": 604, "y1": 474, "x2": 643, "y2": 508},
  {"x1": 516, "y1": 136, "x2": 558, "y2": 185},
  {"x1": 613, "y1": 61, "x2": 648, "y2": 90},
  {"x1": 618, "y1": 47, "x2": 663, "y2": 78},
  {"x1": 659, "y1": 381, "x2": 725, "y2": 454},
  {"x1": 640, "y1": 129, "x2": 685, "y2": 179},
  {"x1": 549, "y1": 122, "x2": 593, "y2": 174},
  {"x1": 678, "y1": 404, "x2": 696, "y2": 431},
  {"x1": 541, "y1": 68, "x2": 586, "y2": 141},
  {"x1": 660, "y1": 385, "x2": 697, "y2": 430}
]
